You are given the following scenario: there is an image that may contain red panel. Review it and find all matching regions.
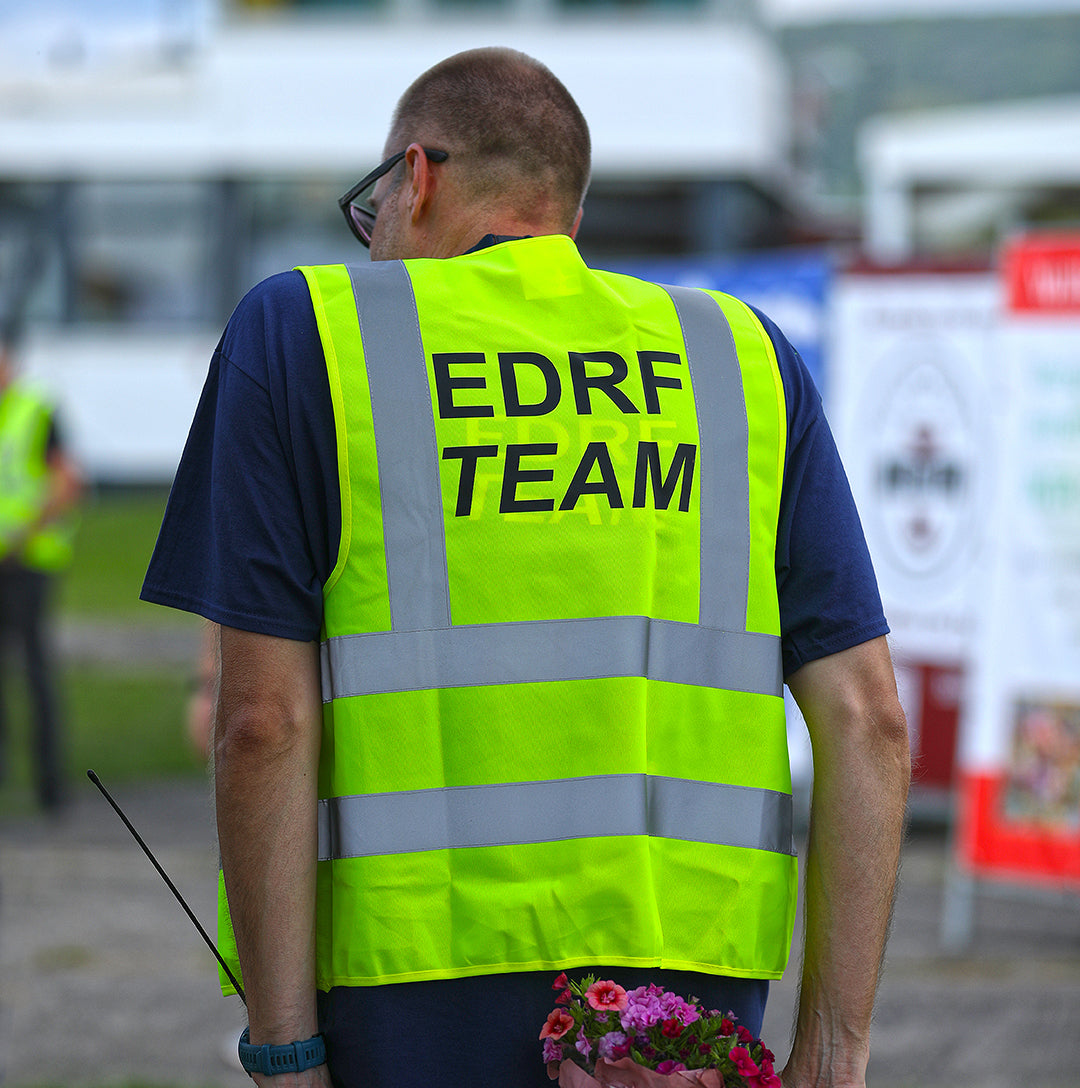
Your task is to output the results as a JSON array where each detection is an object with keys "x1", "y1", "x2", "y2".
[
  {"x1": 957, "y1": 771, "x2": 1080, "y2": 887},
  {"x1": 1004, "y1": 234, "x2": 1080, "y2": 314}
]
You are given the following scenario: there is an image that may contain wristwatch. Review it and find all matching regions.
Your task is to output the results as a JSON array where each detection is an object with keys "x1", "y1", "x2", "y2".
[{"x1": 237, "y1": 1027, "x2": 326, "y2": 1077}]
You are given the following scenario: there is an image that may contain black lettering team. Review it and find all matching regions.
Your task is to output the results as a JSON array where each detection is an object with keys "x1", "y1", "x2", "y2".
[{"x1": 432, "y1": 349, "x2": 698, "y2": 517}]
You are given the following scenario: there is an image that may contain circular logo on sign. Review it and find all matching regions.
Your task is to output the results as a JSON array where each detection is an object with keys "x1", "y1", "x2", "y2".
[{"x1": 861, "y1": 339, "x2": 988, "y2": 602}]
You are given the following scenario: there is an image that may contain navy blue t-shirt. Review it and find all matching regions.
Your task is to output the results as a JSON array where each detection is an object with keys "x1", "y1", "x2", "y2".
[{"x1": 141, "y1": 256, "x2": 887, "y2": 1085}]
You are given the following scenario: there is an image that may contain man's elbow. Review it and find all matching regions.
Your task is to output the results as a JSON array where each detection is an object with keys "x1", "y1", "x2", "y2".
[{"x1": 214, "y1": 699, "x2": 309, "y2": 773}]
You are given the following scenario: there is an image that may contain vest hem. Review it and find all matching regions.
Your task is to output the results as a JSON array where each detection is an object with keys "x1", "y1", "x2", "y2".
[{"x1": 314, "y1": 957, "x2": 785, "y2": 990}]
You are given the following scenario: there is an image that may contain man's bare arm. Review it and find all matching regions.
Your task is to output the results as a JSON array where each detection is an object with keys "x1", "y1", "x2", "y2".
[
  {"x1": 782, "y1": 636, "x2": 911, "y2": 1088},
  {"x1": 214, "y1": 626, "x2": 331, "y2": 1087}
]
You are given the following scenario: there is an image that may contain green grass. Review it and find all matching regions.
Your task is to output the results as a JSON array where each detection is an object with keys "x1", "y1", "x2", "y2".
[
  {"x1": 0, "y1": 662, "x2": 201, "y2": 816},
  {"x1": 1, "y1": 486, "x2": 206, "y2": 817},
  {"x1": 58, "y1": 484, "x2": 189, "y2": 623}
]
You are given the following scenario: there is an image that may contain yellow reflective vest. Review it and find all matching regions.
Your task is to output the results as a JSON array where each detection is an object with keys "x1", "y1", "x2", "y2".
[
  {"x1": 218, "y1": 235, "x2": 795, "y2": 993},
  {"x1": 0, "y1": 380, "x2": 76, "y2": 572}
]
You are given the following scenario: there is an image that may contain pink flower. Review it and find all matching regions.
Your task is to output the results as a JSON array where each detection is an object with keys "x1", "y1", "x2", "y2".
[
  {"x1": 587, "y1": 980, "x2": 629, "y2": 1012},
  {"x1": 658, "y1": 992, "x2": 701, "y2": 1026},
  {"x1": 542, "y1": 1037, "x2": 562, "y2": 1064},
  {"x1": 656, "y1": 1060, "x2": 687, "y2": 1075},
  {"x1": 552, "y1": 972, "x2": 569, "y2": 991},
  {"x1": 620, "y1": 984, "x2": 666, "y2": 1032},
  {"x1": 576, "y1": 1036, "x2": 593, "y2": 1060},
  {"x1": 598, "y1": 1031, "x2": 630, "y2": 1061},
  {"x1": 539, "y1": 1009, "x2": 575, "y2": 1041},
  {"x1": 728, "y1": 1046, "x2": 760, "y2": 1079}
]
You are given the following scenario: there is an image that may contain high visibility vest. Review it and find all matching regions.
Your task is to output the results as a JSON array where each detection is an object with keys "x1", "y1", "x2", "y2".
[
  {"x1": 0, "y1": 380, "x2": 77, "y2": 572},
  {"x1": 218, "y1": 235, "x2": 795, "y2": 994}
]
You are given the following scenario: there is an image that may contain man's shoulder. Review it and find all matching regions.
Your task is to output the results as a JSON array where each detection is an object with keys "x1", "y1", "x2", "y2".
[{"x1": 233, "y1": 268, "x2": 314, "y2": 317}]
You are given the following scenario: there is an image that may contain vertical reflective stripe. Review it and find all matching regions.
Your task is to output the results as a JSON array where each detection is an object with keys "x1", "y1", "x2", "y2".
[
  {"x1": 348, "y1": 262, "x2": 450, "y2": 630},
  {"x1": 659, "y1": 285, "x2": 749, "y2": 631}
]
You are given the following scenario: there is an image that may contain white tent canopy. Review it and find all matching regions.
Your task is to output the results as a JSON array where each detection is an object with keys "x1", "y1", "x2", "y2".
[{"x1": 860, "y1": 95, "x2": 1080, "y2": 261}]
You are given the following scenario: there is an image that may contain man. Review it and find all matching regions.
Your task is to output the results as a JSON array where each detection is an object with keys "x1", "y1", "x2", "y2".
[
  {"x1": 0, "y1": 337, "x2": 82, "y2": 810},
  {"x1": 142, "y1": 48, "x2": 909, "y2": 1088}
]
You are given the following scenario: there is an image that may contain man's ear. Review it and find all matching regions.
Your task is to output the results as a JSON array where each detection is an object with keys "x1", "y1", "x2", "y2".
[
  {"x1": 569, "y1": 206, "x2": 584, "y2": 240},
  {"x1": 403, "y1": 143, "x2": 437, "y2": 226}
]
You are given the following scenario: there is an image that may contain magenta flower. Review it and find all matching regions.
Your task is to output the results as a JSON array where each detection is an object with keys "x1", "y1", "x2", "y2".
[
  {"x1": 539, "y1": 1009, "x2": 574, "y2": 1041},
  {"x1": 728, "y1": 1046, "x2": 760, "y2": 1078},
  {"x1": 656, "y1": 1061, "x2": 687, "y2": 1075},
  {"x1": 586, "y1": 979, "x2": 629, "y2": 1012},
  {"x1": 752, "y1": 1057, "x2": 782, "y2": 1087},
  {"x1": 576, "y1": 1036, "x2": 593, "y2": 1060}
]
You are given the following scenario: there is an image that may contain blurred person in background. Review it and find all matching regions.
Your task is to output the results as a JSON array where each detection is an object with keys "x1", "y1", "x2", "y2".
[
  {"x1": 0, "y1": 335, "x2": 83, "y2": 811},
  {"x1": 142, "y1": 47, "x2": 909, "y2": 1088}
]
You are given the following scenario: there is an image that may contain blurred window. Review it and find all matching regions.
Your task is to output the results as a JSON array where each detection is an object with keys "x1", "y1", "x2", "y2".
[
  {"x1": 244, "y1": 177, "x2": 359, "y2": 287},
  {"x1": 66, "y1": 181, "x2": 214, "y2": 325}
]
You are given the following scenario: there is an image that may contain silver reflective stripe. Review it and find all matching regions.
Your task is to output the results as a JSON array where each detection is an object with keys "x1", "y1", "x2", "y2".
[
  {"x1": 317, "y1": 774, "x2": 794, "y2": 861},
  {"x1": 348, "y1": 262, "x2": 450, "y2": 630},
  {"x1": 322, "y1": 615, "x2": 781, "y2": 698},
  {"x1": 659, "y1": 284, "x2": 749, "y2": 631}
]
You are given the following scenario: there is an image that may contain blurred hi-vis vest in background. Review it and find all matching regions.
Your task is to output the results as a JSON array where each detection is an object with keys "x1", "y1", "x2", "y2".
[{"x1": 0, "y1": 380, "x2": 76, "y2": 572}]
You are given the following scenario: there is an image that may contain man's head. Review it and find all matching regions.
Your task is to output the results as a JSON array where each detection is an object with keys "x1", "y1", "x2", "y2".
[{"x1": 368, "y1": 47, "x2": 591, "y2": 260}]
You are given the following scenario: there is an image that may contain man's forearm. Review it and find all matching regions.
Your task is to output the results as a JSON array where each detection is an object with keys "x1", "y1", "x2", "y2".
[
  {"x1": 214, "y1": 628, "x2": 323, "y2": 1049},
  {"x1": 783, "y1": 637, "x2": 911, "y2": 1087}
]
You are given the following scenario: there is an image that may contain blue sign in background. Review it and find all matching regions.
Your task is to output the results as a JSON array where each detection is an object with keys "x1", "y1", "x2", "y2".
[{"x1": 604, "y1": 248, "x2": 832, "y2": 394}]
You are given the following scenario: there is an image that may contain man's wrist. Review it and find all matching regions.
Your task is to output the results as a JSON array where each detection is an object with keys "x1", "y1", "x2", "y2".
[{"x1": 238, "y1": 1027, "x2": 326, "y2": 1077}]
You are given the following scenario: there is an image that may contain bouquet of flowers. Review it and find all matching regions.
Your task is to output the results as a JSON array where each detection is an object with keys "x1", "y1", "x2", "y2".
[{"x1": 540, "y1": 973, "x2": 780, "y2": 1088}]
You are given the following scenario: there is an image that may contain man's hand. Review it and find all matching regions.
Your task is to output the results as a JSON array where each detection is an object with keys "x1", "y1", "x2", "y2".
[
  {"x1": 780, "y1": 636, "x2": 910, "y2": 1088},
  {"x1": 252, "y1": 1064, "x2": 334, "y2": 1088}
]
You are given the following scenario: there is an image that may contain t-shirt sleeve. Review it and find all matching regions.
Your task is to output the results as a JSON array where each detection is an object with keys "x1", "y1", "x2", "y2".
[
  {"x1": 140, "y1": 270, "x2": 339, "y2": 642},
  {"x1": 753, "y1": 306, "x2": 890, "y2": 677}
]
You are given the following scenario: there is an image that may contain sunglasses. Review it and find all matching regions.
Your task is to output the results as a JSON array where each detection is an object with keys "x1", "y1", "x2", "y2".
[{"x1": 337, "y1": 147, "x2": 450, "y2": 247}]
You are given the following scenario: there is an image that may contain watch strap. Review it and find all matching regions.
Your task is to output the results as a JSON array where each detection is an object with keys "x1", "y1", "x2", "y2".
[{"x1": 238, "y1": 1027, "x2": 326, "y2": 1077}]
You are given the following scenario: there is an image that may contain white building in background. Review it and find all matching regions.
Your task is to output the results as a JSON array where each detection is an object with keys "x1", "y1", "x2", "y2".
[
  {"x1": 5, "y1": 0, "x2": 1080, "y2": 477},
  {"x1": 0, "y1": 0, "x2": 796, "y2": 480}
]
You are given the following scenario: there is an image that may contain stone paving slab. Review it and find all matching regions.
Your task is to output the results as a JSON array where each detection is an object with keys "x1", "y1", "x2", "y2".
[{"x1": 2, "y1": 780, "x2": 1079, "y2": 1087}]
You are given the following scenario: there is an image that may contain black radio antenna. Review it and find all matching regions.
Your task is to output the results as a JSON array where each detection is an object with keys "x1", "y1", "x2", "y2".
[{"x1": 87, "y1": 769, "x2": 246, "y2": 1004}]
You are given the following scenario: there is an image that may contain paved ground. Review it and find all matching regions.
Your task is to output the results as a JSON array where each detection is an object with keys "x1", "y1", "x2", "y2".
[{"x1": 3, "y1": 775, "x2": 1078, "y2": 1088}]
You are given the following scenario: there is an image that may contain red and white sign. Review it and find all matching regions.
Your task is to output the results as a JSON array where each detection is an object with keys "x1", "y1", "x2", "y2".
[
  {"x1": 1005, "y1": 234, "x2": 1080, "y2": 314},
  {"x1": 956, "y1": 234, "x2": 1080, "y2": 888},
  {"x1": 828, "y1": 269, "x2": 999, "y2": 797}
]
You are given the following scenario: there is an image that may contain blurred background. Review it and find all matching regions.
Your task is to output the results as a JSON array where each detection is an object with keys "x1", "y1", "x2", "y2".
[{"x1": 1, "y1": 1, "x2": 1079, "y2": 1085}]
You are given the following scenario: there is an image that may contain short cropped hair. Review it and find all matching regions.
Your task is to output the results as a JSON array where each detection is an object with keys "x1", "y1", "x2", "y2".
[{"x1": 389, "y1": 47, "x2": 591, "y2": 232}]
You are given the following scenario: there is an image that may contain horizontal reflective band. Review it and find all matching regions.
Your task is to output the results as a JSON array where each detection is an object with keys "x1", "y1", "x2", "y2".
[
  {"x1": 317, "y1": 773, "x2": 794, "y2": 861},
  {"x1": 321, "y1": 615, "x2": 782, "y2": 701}
]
